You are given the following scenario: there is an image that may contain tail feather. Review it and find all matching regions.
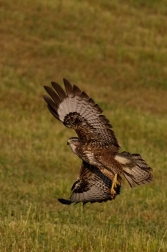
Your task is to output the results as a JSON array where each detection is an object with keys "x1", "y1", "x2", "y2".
[{"x1": 115, "y1": 151, "x2": 153, "y2": 187}]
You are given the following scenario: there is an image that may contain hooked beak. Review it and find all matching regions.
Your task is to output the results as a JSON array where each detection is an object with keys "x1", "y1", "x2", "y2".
[{"x1": 67, "y1": 140, "x2": 70, "y2": 145}]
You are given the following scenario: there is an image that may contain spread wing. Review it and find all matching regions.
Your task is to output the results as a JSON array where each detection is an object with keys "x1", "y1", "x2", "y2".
[
  {"x1": 43, "y1": 78, "x2": 119, "y2": 148},
  {"x1": 58, "y1": 161, "x2": 121, "y2": 205}
]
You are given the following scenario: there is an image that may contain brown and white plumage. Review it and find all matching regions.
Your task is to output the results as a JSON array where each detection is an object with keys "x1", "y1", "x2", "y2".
[
  {"x1": 58, "y1": 161, "x2": 121, "y2": 205},
  {"x1": 43, "y1": 78, "x2": 153, "y2": 204},
  {"x1": 43, "y1": 79, "x2": 119, "y2": 148}
]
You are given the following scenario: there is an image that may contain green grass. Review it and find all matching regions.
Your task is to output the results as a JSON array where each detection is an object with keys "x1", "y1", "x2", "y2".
[{"x1": 0, "y1": 0, "x2": 167, "y2": 251}]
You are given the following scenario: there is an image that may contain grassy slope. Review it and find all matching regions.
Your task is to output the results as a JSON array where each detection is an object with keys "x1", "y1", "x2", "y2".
[{"x1": 0, "y1": 0, "x2": 167, "y2": 251}]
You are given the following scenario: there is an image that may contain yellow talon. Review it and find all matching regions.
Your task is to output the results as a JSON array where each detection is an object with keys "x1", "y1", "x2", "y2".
[{"x1": 111, "y1": 174, "x2": 120, "y2": 197}]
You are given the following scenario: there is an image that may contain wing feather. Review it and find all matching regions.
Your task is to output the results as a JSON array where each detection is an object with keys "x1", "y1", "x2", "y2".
[
  {"x1": 47, "y1": 105, "x2": 60, "y2": 120},
  {"x1": 58, "y1": 161, "x2": 121, "y2": 205},
  {"x1": 64, "y1": 78, "x2": 74, "y2": 97},
  {"x1": 44, "y1": 86, "x2": 60, "y2": 105},
  {"x1": 43, "y1": 79, "x2": 119, "y2": 148},
  {"x1": 73, "y1": 85, "x2": 82, "y2": 96},
  {"x1": 51, "y1": 82, "x2": 66, "y2": 100},
  {"x1": 42, "y1": 95, "x2": 58, "y2": 113}
]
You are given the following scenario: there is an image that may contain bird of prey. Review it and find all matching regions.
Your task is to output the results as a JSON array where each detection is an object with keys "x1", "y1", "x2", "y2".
[{"x1": 43, "y1": 78, "x2": 153, "y2": 204}]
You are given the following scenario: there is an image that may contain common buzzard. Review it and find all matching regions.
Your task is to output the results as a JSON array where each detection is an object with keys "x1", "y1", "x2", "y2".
[{"x1": 43, "y1": 79, "x2": 153, "y2": 204}]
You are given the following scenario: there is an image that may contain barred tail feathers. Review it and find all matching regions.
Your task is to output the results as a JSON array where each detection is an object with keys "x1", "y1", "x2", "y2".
[{"x1": 115, "y1": 151, "x2": 153, "y2": 187}]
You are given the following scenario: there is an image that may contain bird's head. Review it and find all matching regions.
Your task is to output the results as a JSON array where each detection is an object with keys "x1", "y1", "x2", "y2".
[{"x1": 67, "y1": 137, "x2": 80, "y2": 154}]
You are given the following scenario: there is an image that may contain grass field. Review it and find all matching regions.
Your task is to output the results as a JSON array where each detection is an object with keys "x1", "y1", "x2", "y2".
[{"x1": 0, "y1": 0, "x2": 167, "y2": 251}]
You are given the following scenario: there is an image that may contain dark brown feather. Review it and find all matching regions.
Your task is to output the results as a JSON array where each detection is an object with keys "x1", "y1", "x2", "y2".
[
  {"x1": 44, "y1": 86, "x2": 61, "y2": 105},
  {"x1": 42, "y1": 95, "x2": 58, "y2": 112},
  {"x1": 51, "y1": 82, "x2": 67, "y2": 100},
  {"x1": 73, "y1": 85, "x2": 82, "y2": 96},
  {"x1": 47, "y1": 105, "x2": 60, "y2": 120},
  {"x1": 63, "y1": 78, "x2": 74, "y2": 97}
]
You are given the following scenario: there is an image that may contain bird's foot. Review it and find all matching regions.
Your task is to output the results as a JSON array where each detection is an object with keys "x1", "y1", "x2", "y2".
[{"x1": 111, "y1": 174, "x2": 120, "y2": 198}]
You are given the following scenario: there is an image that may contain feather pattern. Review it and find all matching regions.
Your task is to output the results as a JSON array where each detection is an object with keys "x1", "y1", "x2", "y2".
[
  {"x1": 58, "y1": 161, "x2": 121, "y2": 205},
  {"x1": 43, "y1": 78, "x2": 119, "y2": 148},
  {"x1": 115, "y1": 151, "x2": 153, "y2": 187}
]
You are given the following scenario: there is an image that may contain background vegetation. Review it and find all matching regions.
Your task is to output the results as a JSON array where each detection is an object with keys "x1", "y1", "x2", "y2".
[{"x1": 0, "y1": 0, "x2": 167, "y2": 251}]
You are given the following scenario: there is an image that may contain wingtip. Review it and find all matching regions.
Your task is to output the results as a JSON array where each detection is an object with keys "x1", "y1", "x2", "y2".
[
  {"x1": 63, "y1": 78, "x2": 74, "y2": 97},
  {"x1": 51, "y1": 81, "x2": 67, "y2": 100},
  {"x1": 42, "y1": 94, "x2": 49, "y2": 103},
  {"x1": 58, "y1": 198, "x2": 72, "y2": 205},
  {"x1": 63, "y1": 78, "x2": 69, "y2": 84}
]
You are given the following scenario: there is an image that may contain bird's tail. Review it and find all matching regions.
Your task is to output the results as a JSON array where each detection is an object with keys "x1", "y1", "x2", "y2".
[{"x1": 115, "y1": 151, "x2": 153, "y2": 187}]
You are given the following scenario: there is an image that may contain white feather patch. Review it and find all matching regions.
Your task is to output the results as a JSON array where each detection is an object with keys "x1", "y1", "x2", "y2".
[{"x1": 114, "y1": 155, "x2": 131, "y2": 165}]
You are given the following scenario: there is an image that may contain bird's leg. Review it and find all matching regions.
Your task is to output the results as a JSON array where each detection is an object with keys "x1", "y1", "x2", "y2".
[{"x1": 111, "y1": 173, "x2": 120, "y2": 197}]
